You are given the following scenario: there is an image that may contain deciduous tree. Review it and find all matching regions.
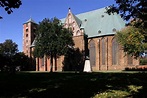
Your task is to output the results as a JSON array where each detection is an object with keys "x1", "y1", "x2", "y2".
[
  {"x1": 1, "y1": 39, "x2": 18, "y2": 57},
  {"x1": 12, "y1": 52, "x2": 35, "y2": 71},
  {"x1": 0, "y1": 40, "x2": 34, "y2": 72},
  {"x1": 62, "y1": 48, "x2": 84, "y2": 72},
  {"x1": 106, "y1": 0, "x2": 147, "y2": 57},
  {"x1": 0, "y1": 0, "x2": 22, "y2": 19},
  {"x1": 116, "y1": 26, "x2": 145, "y2": 57},
  {"x1": 107, "y1": 0, "x2": 147, "y2": 28},
  {"x1": 0, "y1": 39, "x2": 18, "y2": 72},
  {"x1": 33, "y1": 18, "x2": 74, "y2": 72}
]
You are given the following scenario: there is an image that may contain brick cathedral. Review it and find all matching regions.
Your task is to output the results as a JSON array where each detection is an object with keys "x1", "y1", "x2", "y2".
[{"x1": 23, "y1": 7, "x2": 139, "y2": 71}]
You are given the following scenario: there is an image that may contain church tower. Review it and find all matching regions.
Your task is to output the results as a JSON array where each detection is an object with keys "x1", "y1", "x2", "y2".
[{"x1": 23, "y1": 18, "x2": 37, "y2": 57}]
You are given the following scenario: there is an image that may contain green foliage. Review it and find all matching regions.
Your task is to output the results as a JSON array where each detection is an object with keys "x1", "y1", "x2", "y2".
[
  {"x1": 0, "y1": 0, "x2": 22, "y2": 18},
  {"x1": 12, "y1": 52, "x2": 36, "y2": 71},
  {"x1": 0, "y1": 54, "x2": 6, "y2": 71},
  {"x1": 0, "y1": 39, "x2": 18, "y2": 57},
  {"x1": 107, "y1": 0, "x2": 147, "y2": 29},
  {"x1": 0, "y1": 40, "x2": 34, "y2": 72},
  {"x1": 34, "y1": 18, "x2": 74, "y2": 58},
  {"x1": 106, "y1": 0, "x2": 147, "y2": 57},
  {"x1": 94, "y1": 85, "x2": 142, "y2": 98},
  {"x1": 0, "y1": 40, "x2": 18, "y2": 72},
  {"x1": 34, "y1": 18, "x2": 74, "y2": 72},
  {"x1": 62, "y1": 48, "x2": 84, "y2": 72},
  {"x1": 116, "y1": 26, "x2": 145, "y2": 57},
  {"x1": 140, "y1": 58, "x2": 147, "y2": 65}
]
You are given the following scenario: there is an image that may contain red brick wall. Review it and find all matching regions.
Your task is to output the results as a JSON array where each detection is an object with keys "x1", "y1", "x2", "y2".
[
  {"x1": 23, "y1": 22, "x2": 37, "y2": 57},
  {"x1": 88, "y1": 35, "x2": 139, "y2": 71}
]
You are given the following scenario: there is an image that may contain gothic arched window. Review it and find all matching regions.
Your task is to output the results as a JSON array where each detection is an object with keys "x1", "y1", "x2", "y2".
[
  {"x1": 76, "y1": 30, "x2": 81, "y2": 36},
  {"x1": 112, "y1": 38, "x2": 119, "y2": 65},
  {"x1": 102, "y1": 38, "x2": 105, "y2": 65},
  {"x1": 41, "y1": 57, "x2": 44, "y2": 66},
  {"x1": 89, "y1": 40, "x2": 96, "y2": 66}
]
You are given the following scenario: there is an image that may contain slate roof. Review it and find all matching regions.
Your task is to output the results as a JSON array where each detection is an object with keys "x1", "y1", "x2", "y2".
[
  {"x1": 24, "y1": 18, "x2": 37, "y2": 24},
  {"x1": 30, "y1": 39, "x2": 36, "y2": 47},
  {"x1": 61, "y1": 7, "x2": 126, "y2": 38}
]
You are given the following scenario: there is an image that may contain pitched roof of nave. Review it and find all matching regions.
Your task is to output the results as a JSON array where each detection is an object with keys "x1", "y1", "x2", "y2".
[{"x1": 61, "y1": 7, "x2": 126, "y2": 38}]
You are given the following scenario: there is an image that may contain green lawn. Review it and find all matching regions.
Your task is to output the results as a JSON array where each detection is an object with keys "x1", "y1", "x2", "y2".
[{"x1": 0, "y1": 71, "x2": 147, "y2": 98}]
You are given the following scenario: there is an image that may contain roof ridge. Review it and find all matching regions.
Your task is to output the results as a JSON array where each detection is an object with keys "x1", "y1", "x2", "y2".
[
  {"x1": 75, "y1": 7, "x2": 106, "y2": 16},
  {"x1": 72, "y1": 14, "x2": 82, "y2": 27}
]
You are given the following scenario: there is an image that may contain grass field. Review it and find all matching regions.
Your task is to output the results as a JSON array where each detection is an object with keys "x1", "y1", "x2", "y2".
[{"x1": 0, "y1": 71, "x2": 147, "y2": 98}]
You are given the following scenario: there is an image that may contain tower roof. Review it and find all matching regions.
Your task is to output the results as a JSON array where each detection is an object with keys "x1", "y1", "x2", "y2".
[
  {"x1": 30, "y1": 39, "x2": 36, "y2": 47},
  {"x1": 25, "y1": 18, "x2": 37, "y2": 24},
  {"x1": 61, "y1": 7, "x2": 126, "y2": 38}
]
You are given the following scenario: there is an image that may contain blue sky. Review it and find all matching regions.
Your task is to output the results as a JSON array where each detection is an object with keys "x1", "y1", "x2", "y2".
[{"x1": 0, "y1": 0, "x2": 115, "y2": 52}]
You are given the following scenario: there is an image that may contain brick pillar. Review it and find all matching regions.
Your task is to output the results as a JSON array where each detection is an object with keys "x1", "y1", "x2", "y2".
[
  {"x1": 44, "y1": 55, "x2": 47, "y2": 71},
  {"x1": 106, "y1": 37, "x2": 109, "y2": 70},
  {"x1": 98, "y1": 39, "x2": 100, "y2": 70},
  {"x1": 36, "y1": 58, "x2": 39, "y2": 71}
]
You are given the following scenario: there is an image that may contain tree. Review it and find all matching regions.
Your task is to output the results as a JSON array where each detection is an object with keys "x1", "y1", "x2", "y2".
[
  {"x1": 0, "y1": 53, "x2": 6, "y2": 71},
  {"x1": 33, "y1": 18, "x2": 74, "y2": 72},
  {"x1": 12, "y1": 52, "x2": 35, "y2": 71},
  {"x1": 107, "y1": 0, "x2": 147, "y2": 28},
  {"x1": 116, "y1": 26, "x2": 145, "y2": 57},
  {"x1": 0, "y1": 39, "x2": 18, "y2": 72},
  {"x1": 0, "y1": 40, "x2": 34, "y2": 72},
  {"x1": 1, "y1": 39, "x2": 18, "y2": 57},
  {"x1": 106, "y1": 0, "x2": 147, "y2": 57},
  {"x1": 62, "y1": 48, "x2": 84, "y2": 72},
  {"x1": 0, "y1": 0, "x2": 22, "y2": 19}
]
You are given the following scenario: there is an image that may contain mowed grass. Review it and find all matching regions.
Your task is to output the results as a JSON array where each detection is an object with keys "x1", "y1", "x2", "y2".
[{"x1": 0, "y1": 71, "x2": 147, "y2": 98}]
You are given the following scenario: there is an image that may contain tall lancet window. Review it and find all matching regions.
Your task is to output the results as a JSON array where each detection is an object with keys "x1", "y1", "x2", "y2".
[
  {"x1": 102, "y1": 38, "x2": 105, "y2": 65},
  {"x1": 112, "y1": 38, "x2": 119, "y2": 65},
  {"x1": 41, "y1": 56, "x2": 44, "y2": 66},
  {"x1": 89, "y1": 40, "x2": 96, "y2": 66},
  {"x1": 76, "y1": 30, "x2": 81, "y2": 36},
  {"x1": 68, "y1": 13, "x2": 72, "y2": 23}
]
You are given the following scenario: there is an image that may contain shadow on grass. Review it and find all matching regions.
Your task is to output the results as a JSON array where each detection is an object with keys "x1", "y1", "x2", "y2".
[{"x1": 0, "y1": 72, "x2": 147, "y2": 98}]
